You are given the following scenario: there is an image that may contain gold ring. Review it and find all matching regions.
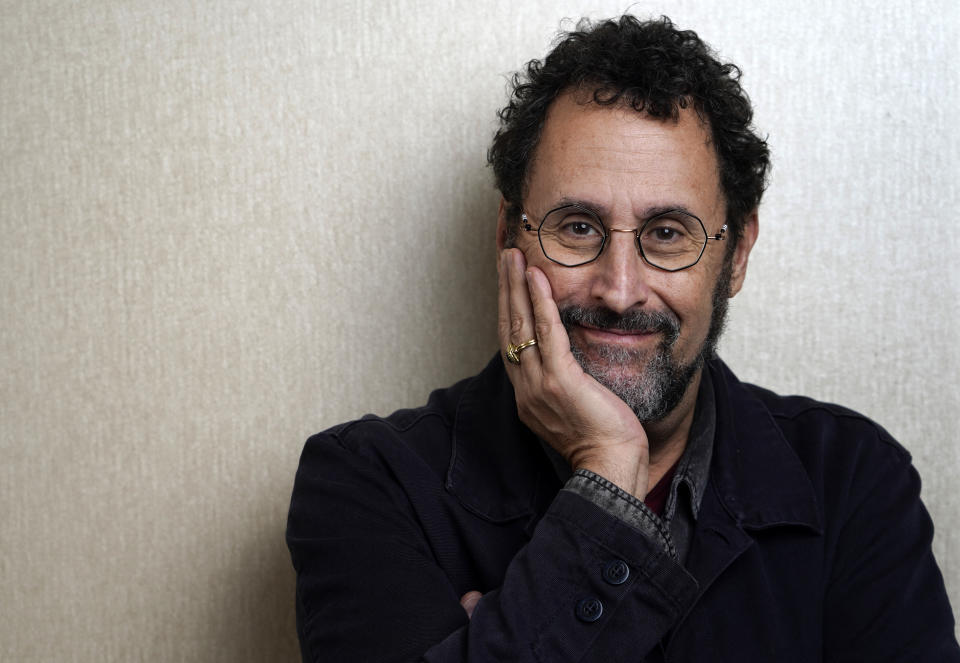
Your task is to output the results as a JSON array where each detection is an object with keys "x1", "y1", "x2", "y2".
[{"x1": 505, "y1": 338, "x2": 538, "y2": 365}]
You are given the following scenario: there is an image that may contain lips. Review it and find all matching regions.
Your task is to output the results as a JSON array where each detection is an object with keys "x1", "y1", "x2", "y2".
[
  {"x1": 573, "y1": 323, "x2": 661, "y2": 350},
  {"x1": 577, "y1": 321, "x2": 660, "y2": 336}
]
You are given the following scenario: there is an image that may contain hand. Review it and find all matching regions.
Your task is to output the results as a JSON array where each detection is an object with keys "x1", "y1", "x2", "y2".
[
  {"x1": 498, "y1": 249, "x2": 650, "y2": 498},
  {"x1": 460, "y1": 590, "x2": 482, "y2": 619}
]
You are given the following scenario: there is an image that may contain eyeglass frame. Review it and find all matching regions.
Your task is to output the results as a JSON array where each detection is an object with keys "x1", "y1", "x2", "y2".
[{"x1": 520, "y1": 203, "x2": 727, "y2": 273}]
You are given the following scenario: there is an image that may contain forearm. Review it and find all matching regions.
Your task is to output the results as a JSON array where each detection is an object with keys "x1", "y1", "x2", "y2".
[
  {"x1": 423, "y1": 490, "x2": 697, "y2": 661},
  {"x1": 563, "y1": 469, "x2": 678, "y2": 560},
  {"x1": 290, "y1": 460, "x2": 697, "y2": 662}
]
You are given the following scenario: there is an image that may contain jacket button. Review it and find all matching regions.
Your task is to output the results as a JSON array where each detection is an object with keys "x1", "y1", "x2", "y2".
[
  {"x1": 575, "y1": 597, "x2": 603, "y2": 623},
  {"x1": 602, "y1": 559, "x2": 630, "y2": 585}
]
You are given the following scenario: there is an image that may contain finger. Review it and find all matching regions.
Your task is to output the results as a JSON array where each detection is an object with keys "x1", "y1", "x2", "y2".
[
  {"x1": 497, "y1": 251, "x2": 526, "y2": 365},
  {"x1": 459, "y1": 590, "x2": 483, "y2": 619},
  {"x1": 497, "y1": 249, "x2": 541, "y2": 370},
  {"x1": 497, "y1": 251, "x2": 511, "y2": 351},
  {"x1": 506, "y1": 249, "x2": 542, "y2": 369},
  {"x1": 497, "y1": 250, "x2": 527, "y2": 369},
  {"x1": 525, "y1": 265, "x2": 573, "y2": 373}
]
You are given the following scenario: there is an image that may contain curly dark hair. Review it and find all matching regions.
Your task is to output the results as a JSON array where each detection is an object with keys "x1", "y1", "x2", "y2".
[{"x1": 488, "y1": 15, "x2": 770, "y2": 253}]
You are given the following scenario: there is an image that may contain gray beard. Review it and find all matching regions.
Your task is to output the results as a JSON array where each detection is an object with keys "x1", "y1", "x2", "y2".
[
  {"x1": 561, "y1": 262, "x2": 732, "y2": 422},
  {"x1": 568, "y1": 339, "x2": 698, "y2": 422}
]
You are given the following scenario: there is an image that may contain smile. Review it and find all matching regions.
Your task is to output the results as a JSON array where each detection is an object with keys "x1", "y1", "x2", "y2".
[{"x1": 574, "y1": 322, "x2": 660, "y2": 347}]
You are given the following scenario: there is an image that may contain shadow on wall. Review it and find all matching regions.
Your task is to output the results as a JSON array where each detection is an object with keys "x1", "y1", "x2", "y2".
[
  {"x1": 420, "y1": 161, "x2": 502, "y2": 376},
  {"x1": 213, "y1": 521, "x2": 300, "y2": 662},
  {"x1": 245, "y1": 137, "x2": 500, "y2": 663}
]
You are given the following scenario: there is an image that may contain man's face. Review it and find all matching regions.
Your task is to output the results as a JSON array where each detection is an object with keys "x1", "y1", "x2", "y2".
[{"x1": 498, "y1": 92, "x2": 756, "y2": 421}]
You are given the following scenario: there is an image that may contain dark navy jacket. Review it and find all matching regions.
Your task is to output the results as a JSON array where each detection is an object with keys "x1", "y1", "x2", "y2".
[{"x1": 287, "y1": 356, "x2": 959, "y2": 661}]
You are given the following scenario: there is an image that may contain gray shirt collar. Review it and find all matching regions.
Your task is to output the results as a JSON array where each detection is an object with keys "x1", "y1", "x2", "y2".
[{"x1": 665, "y1": 368, "x2": 715, "y2": 521}]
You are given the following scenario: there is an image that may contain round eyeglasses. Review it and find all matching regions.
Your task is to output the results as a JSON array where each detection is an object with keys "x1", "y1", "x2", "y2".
[{"x1": 521, "y1": 204, "x2": 727, "y2": 272}]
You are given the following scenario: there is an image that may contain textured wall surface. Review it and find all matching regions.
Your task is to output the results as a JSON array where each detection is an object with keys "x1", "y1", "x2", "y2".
[{"x1": 1, "y1": 1, "x2": 957, "y2": 660}]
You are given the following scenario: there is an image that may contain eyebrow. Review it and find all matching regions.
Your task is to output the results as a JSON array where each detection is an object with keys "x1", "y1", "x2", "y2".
[{"x1": 551, "y1": 196, "x2": 698, "y2": 222}]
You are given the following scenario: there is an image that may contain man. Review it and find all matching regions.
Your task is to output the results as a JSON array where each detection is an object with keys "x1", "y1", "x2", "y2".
[{"x1": 287, "y1": 16, "x2": 958, "y2": 662}]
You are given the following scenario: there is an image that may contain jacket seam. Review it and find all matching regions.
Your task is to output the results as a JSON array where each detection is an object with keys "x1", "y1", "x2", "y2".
[
  {"x1": 333, "y1": 408, "x2": 450, "y2": 440},
  {"x1": 770, "y1": 405, "x2": 910, "y2": 461}
]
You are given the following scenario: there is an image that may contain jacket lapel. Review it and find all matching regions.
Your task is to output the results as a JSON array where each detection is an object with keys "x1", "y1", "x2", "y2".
[{"x1": 683, "y1": 359, "x2": 823, "y2": 597}]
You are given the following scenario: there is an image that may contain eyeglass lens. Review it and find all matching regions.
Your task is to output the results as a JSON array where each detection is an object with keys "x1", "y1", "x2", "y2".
[{"x1": 538, "y1": 207, "x2": 708, "y2": 270}]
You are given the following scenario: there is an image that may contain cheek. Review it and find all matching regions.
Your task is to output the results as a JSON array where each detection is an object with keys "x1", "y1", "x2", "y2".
[
  {"x1": 539, "y1": 265, "x2": 593, "y2": 305},
  {"x1": 661, "y1": 274, "x2": 716, "y2": 335},
  {"x1": 512, "y1": 239, "x2": 590, "y2": 304}
]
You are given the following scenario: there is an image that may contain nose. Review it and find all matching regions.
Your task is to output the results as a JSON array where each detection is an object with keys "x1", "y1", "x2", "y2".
[{"x1": 588, "y1": 228, "x2": 653, "y2": 314}]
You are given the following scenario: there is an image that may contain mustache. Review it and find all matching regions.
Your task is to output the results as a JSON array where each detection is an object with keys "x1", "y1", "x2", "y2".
[{"x1": 558, "y1": 305, "x2": 680, "y2": 343}]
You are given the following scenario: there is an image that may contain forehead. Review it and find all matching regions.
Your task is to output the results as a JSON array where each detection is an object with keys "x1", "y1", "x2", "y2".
[{"x1": 525, "y1": 92, "x2": 723, "y2": 219}]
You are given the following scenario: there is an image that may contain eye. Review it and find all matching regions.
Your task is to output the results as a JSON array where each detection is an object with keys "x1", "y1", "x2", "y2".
[
  {"x1": 643, "y1": 219, "x2": 688, "y2": 244},
  {"x1": 651, "y1": 226, "x2": 678, "y2": 242},
  {"x1": 542, "y1": 209, "x2": 604, "y2": 242},
  {"x1": 563, "y1": 219, "x2": 602, "y2": 237},
  {"x1": 539, "y1": 206, "x2": 605, "y2": 259}
]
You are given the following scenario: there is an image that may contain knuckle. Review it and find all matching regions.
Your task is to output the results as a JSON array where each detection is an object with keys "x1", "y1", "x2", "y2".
[
  {"x1": 534, "y1": 319, "x2": 553, "y2": 339},
  {"x1": 510, "y1": 314, "x2": 525, "y2": 336},
  {"x1": 515, "y1": 401, "x2": 531, "y2": 420},
  {"x1": 541, "y1": 375, "x2": 562, "y2": 398}
]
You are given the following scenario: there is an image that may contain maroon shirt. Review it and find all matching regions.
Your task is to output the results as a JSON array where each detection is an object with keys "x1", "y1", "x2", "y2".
[{"x1": 644, "y1": 460, "x2": 679, "y2": 516}]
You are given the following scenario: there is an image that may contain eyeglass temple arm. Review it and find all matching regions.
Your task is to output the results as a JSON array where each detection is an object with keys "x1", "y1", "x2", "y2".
[{"x1": 707, "y1": 225, "x2": 728, "y2": 241}]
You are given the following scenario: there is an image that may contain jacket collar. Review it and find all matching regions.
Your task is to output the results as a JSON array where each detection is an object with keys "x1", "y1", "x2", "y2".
[
  {"x1": 704, "y1": 358, "x2": 822, "y2": 533},
  {"x1": 446, "y1": 354, "x2": 822, "y2": 534}
]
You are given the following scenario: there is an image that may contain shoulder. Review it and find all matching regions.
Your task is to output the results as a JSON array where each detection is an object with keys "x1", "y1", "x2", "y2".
[
  {"x1": 291, "y1": 354, "x2": 546, "y2": 526},
  {"x1": 709, "y1": 357, "x2": 910, "y2": 467},
  {"x1": 708, "y1": 358, "x2": 918, "y2": 520},
  {"x1": 298, "y1": 370, "x2": 477, "y2": 481},
  {"x1": 723, "y1": 369, "x2": 926, "y2": 552},
  {"x1": 744, "y1": 380, "x2": 911, "y2": 464},
  {"x1": 287, "y1": 372, "x2": 480, "y2": 560}
]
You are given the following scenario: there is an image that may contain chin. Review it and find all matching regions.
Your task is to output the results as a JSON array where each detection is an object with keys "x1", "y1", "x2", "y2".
[{"x1": 570, "y1": 339, "x2": 701, "y2": 422}]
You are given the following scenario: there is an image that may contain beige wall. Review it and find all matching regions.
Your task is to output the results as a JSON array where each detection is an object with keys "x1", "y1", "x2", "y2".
[{"x1": 1, "y1": 1, "x2": 957, "y2": 659}]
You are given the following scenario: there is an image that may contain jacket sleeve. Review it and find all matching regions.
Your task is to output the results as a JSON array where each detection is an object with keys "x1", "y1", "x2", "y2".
[
  {"x1": 286, "y1": 429, "x2": 699, "y2": 662},
  {"x1": 822, "y1": 436, "x2": 960, "y2": 662}
]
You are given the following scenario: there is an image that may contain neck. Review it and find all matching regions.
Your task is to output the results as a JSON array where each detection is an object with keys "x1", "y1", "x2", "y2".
[{"x1": 643, "y1": 367, "x2": 702, "y2": 489}]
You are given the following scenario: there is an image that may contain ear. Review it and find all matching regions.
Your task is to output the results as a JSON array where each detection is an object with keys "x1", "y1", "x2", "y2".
[
  {"x1": 728, "y1": 209, "x2": 758, "y2": 297},
  {"x1": 496, "y1": 197, "x2": 509, "y2": 253}
]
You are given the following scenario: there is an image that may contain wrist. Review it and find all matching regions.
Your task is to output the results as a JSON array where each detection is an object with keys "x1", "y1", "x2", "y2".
[{"x1": 572, "y1": 454, "x2": 648, "y2": 500}]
